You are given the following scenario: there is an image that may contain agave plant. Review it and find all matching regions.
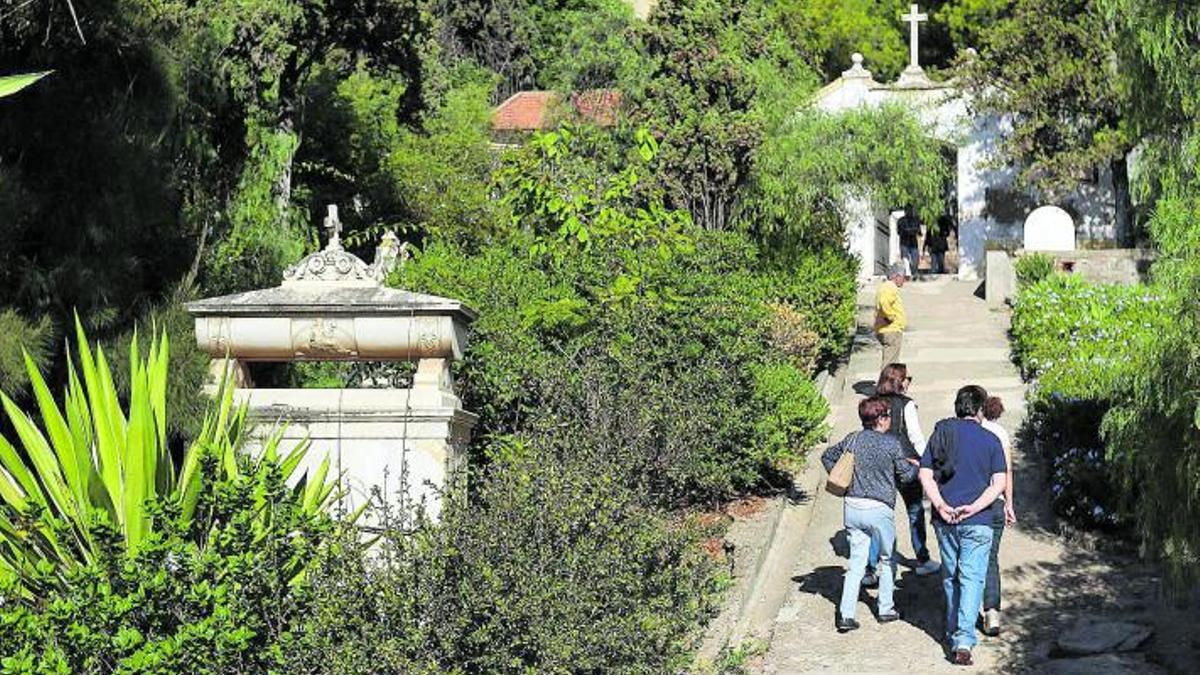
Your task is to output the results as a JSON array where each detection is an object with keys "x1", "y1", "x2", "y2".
[
  {"x1": 0, "y1": 320, "x2": 336, "y2": 590},
  {"x1": 0, "y1": 71, "x2": 50, "y2": 98}
]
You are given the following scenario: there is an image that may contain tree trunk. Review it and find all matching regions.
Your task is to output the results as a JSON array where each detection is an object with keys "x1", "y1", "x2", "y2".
[
  {"x1": 1111, "y1": 155, "x2": 1133, "y2": 247},
  {"x1": 274, "y1": 115, "x2": 296, "y2": 213}
]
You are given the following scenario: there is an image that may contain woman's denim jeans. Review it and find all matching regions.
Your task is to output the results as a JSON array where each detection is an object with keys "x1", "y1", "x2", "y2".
[
  {"x1": 840, "y1": 502, "x2": 896, "y2": 620},
  {"x1": 934, "y1": 521, "x2": 995, "y2": 650},
  {"x1": 868, "y1": 486, "x2": 928, "y2": 568}
]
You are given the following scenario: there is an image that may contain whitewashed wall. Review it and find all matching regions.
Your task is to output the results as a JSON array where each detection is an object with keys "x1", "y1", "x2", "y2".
[{"x1": 811, "y1": 57, "x2": 1122, "y2": 280}]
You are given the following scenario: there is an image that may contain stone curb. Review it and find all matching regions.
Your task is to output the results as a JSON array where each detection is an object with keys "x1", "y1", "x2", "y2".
[
  {"x1": 728, "y1": 359, "x2": 849, "y2": 643},
  {"x1": 695, "y1": 338, "x2": 854, "y2": 662}
]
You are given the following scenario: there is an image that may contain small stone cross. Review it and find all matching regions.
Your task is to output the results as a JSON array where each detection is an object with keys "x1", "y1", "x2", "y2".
[
  {"x1": 323, "y1": 204, "x2": 342, "y2": 250},
  {"x1": 902, "y1": 3, "x2": 928, "y2": 71}
]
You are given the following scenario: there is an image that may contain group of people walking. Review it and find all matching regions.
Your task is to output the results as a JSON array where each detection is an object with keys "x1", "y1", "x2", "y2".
[{"x1": 820, "y1": 263, "x2": 1016, "y2": 667}]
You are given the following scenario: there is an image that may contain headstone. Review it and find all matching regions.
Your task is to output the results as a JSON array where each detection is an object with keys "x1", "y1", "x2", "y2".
[{"x1": 1023, "y1": 205, "x2": 1076, "y2": 251}]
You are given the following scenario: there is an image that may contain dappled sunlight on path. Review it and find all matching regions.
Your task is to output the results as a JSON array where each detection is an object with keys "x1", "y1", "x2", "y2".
[{"x1": 754, "y1": 278, "x2": 1191, "y2": 674}]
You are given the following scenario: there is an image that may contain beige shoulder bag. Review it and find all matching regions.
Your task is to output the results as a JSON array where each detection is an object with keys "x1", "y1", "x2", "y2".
[{"x1": 824, "y1": 433, "x2": 859, "y2": 497}]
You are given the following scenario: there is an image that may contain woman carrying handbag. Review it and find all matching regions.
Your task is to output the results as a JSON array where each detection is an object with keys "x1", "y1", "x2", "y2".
[{"x1": 822, "y1": 396, "x2": 921, "y2": 633}]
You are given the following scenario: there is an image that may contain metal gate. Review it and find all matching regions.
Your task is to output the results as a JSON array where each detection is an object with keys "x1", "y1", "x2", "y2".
[{"x1": 874, "y1": 217, "x2": 891, "y2": 275}]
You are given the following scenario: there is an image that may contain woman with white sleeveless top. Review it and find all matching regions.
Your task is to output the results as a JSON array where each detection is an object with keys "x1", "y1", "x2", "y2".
[{"x1": 979, "y1": 395, "x2": 1016, "y2": 637}]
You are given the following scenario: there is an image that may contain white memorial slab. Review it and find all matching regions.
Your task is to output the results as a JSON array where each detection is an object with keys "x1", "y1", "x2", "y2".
[
  {"x1": 1023, "y1": 205, "x2": 1076, "y2": 251},
  {"x1": 187, "y1": 205, "x2": 477, "y2": 520}
]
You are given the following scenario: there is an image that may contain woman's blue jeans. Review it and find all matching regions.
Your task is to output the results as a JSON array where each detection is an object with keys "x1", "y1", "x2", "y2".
[
  {"x1": 840, "y1": 502, "x2": 896, "y2": 620},
  {"x1": 868, "y1": 486, "x2": 929, "y2": 567}
]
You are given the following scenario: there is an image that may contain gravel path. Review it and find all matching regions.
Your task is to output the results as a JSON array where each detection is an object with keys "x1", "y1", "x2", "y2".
[{"x1": 754, "y1": 278, "x2": 1196, "y2": 674}]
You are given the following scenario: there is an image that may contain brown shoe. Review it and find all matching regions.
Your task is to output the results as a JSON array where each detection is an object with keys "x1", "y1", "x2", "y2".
[{"x1": 952, "y1": 648, "x2": 973, "y2": 666}]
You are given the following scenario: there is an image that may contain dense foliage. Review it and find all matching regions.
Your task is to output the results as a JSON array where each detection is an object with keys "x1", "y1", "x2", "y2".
[
  {"x1": 284, "y1": 442, "x2": 715, "y2": 674},
  {"x1": 981, "y1": 0, "x2": 1200, "y2": 587},
  {"x1": 0, "y1": 327, "x2": 336, "y2": 593},
  {"x1": 961, "y1": 0, "x2": 1133, "y2": 220},
  {"x1": 0, "y1": 459, "x2": 332, "y2": 673},
  {"x1": 395, "y1": 127, "x2": 854, "y2": 504},
  {"x1": 1095, "y1": 0, "x2": 1200, "y2": 586},
  {"x1": 739, "y1": 104, "x2": 953, "y2": 252},
  {"x1": 1011, "y1": 275, "x2": 1165, "y2": 402},
  {"x1": 1012, "y1": 252, "x2": 1055, "y2": 288},
  {"x1": 1009, "y1": 275, "x2": 1166, "y2": 530}
]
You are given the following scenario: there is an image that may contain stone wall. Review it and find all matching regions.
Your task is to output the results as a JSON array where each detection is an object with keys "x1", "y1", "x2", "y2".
[
  {"x1": 985, "y1": 248, "x2": 1156, "y2": 306},
  {"x1": 1027, "y1": 248, "x2": 1156, "y2": 285}
]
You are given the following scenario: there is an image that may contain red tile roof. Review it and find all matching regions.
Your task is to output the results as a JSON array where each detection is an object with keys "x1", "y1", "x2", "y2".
[{"x1": 491, "y1": 90, "x2": 623, "y2": 131}]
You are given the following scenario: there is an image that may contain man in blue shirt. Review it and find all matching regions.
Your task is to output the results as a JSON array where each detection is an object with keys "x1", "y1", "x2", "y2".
[{"x1": 919, "y1": 385, "x2": 1008, "y2": 666}]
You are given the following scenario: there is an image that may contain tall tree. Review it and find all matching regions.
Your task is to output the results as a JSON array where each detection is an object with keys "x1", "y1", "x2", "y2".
[
  {"x1": 774, "y1": 0, "x2": 973, "y2": 82},
  {"x1": 0, "y1": 0, "x2": 194, "y2": 333},
  {"x1": 1095, "y1": 0, "x2": 1200, "y2": 589},
  {"x1": 961, "y1": 0, "x2": 1135, "y2": 243},
  {"x1": 635, "y1": 0, "x2": 810, "y2": 231}
]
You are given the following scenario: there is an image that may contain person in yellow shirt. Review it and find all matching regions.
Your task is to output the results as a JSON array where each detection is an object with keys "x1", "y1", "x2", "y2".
[{"x1": 875, "y1": 264, "x2": 908, "y2": 366}]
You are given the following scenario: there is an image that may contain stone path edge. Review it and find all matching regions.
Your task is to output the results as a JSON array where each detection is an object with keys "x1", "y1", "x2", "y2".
[{"x1": 694, "y1": 338, "x2": 854, "y2": 664}]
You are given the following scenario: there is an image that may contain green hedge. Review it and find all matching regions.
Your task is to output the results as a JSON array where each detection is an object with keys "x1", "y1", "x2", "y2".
[
  {"x1": 0, "y1": 461, "x2": 331, "y2": 673},
  {"x1": 284, "y1": 442, "x2": 716, "y2": 674},
  {"x1": 1011, "y1": 273, "x2": 1165, "y2": 402},
  {"x1": 1009, "y1": 274, "x2": 1166, "y2": 530}
]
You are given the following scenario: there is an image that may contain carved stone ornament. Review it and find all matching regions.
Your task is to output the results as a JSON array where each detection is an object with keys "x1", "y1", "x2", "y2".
[
  {"x1": 281, "y1": 204, "x2": 386, "y2": 286},
  {"x1": 292, "y1": 317, "x2": 359, "y2": 359},
  {"x1": 282, "y1": 247, "x2": 381, "y2": 287}
]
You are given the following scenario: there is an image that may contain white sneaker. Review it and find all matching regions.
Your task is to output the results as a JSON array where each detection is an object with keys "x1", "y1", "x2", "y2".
[
  {"x1": 914, "y1": 559, "x2": 941, "y2": 576},
  {"x1": 983, "y1": 608, "x2": 1001, "y2": 636}
]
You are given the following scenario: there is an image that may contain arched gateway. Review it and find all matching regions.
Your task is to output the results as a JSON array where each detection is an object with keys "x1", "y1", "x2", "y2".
[{"x1": 812, "y1": 5, "x2": 1126, "y2": 281}]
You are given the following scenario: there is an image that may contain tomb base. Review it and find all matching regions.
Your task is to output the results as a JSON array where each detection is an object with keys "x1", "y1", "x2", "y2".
[{"x1": 231, "y1": 387, "x2": 476, "y2": 522}]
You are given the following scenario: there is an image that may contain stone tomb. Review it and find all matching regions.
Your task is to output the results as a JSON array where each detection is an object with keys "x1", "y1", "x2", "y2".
[
  {"x1": 186, "y1": 207, "x2": 477, "y2": 520},
  {"x1": 1023, "y1": 205, "x2": 1077, "y2": 251}
]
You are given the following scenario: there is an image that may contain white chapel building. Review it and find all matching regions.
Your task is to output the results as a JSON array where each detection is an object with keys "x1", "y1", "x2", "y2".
[{"x1": 813, "y1": 5, "x2": 1125, "y2": 280}]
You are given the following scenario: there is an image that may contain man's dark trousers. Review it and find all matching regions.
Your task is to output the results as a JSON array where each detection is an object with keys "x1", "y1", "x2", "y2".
[{"x1": 984, "y1": 502, "x2": 1004, "y2": 610}]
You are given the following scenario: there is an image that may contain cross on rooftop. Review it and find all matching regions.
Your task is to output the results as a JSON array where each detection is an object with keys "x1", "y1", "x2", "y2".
[
  {"x1": 323, "y1": 204, "x2": 342, "y2": 250},
  {"x1": 902, "y1": 3, "x2": 928, "y2": 71}
]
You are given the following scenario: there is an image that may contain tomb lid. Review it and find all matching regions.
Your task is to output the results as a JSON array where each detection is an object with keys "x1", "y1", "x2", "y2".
[
  {"x1": 186, "y1": 206, "x2": 476, "y2": 323},
  {"x1": 185, "y1": 285, "x2": 476, "y2": 322}
]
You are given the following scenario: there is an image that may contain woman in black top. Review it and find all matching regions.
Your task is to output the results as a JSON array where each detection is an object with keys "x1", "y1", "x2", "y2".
[{"x1": 874, "y1": 363, "x2": 941, "y2": 577}]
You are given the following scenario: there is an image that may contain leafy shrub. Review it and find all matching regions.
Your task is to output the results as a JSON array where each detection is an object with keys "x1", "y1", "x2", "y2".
[
  {"x1": 1100, "y1": 196, "x2": 1200, "y2": 583},
  {"x1": 1010, "y1": 274, "x2": 1165, "y2": 400},
  {"x1": 395, "y1": 227, "x2": 840, "y2": 504},
  {"x1": 1014, "y1": 252, "x2": 1056, "y2": 287},
  {"x1": 283, "y1": 440, "x2": 715, "y2": 674},
  {"x1": 394, "y1": 126, "x2": 851, "y2": 503},
  {"x1": 1024, "y1": 395, "x2": 1127, "y2": 531},
  {"x1": 765, "y1": 302, "x2": 821, "y2": 374},
  {"x1": 1009, "y1": 274, "x2": 1165, "y2": 531},
  {"x1": 760, "y1": 250, "x2": 858, "y2": 369},
  {"x1": 0, "y1": 458, "x2": 331, "y2": 673},
  {"x1": 0, "y1": 309, "x2": 51, "y2": 395}
]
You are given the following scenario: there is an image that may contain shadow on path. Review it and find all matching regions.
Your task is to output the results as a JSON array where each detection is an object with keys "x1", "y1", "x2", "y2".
[
  {"x1": 851, "y1": 380, "x2": 878, "y2": 396},
  {"x1": 790, "y1": 565, "x2": 948, "y2": 657}
]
